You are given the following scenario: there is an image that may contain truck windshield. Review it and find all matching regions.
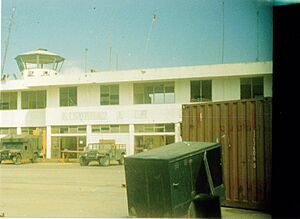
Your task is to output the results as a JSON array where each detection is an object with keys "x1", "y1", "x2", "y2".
[
  {"x1": 86, "y1": 143, "x2": 112, "y2": 150},
  {"x1": 2, "y1": 143, "x2": 22, "y2": 149},
  {"x1": 87, "y1": 144, "x2": 100, "y2": 150}
]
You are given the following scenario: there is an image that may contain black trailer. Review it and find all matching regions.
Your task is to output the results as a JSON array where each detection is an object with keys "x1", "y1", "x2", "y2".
[{"x1": 124, "y1": 141, "x2": 224, "y2": 218}]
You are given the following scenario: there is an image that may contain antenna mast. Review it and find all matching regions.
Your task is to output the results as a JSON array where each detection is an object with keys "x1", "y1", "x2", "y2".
[
  {"x1": 144, "y1": 12, "x2": 157, "y2": 66},
  {"x1": 1, "y1": 7, "x2": 16, "y2": 75}
]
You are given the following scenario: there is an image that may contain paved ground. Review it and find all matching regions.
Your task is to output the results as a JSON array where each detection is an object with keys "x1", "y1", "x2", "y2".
[{"x1": 0, "y1": 161, "x2": 271, "y2": 218}]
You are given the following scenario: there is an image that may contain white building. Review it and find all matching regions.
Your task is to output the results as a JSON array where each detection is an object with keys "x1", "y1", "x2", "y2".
[{"x1": 0, "y1": 49, "x2": 272, "y2": 159}]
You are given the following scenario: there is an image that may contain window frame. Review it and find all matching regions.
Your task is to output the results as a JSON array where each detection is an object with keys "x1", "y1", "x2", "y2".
[
  {"x1": 190, "y1": 80, "x2": 212, "y2": 103},
  {"x1": 240, "y1": 77, "x2": 264, "y2": 100},
  {"x1": 133, "y1": 82, "x2": 175, "y2": 104},
  {"x1": 100, "y1": 85, "x2": 119, "y2": 105},
  {"x1": 21, "y1": 90, "x2": 47, "y2": 109},
  {"x1": 0, "y1": 92, "x2": 17, "y2": 110},
  {"x1": 91, "y1": 124, "x2": 129, "y2": 133},
  {"x1": 59, "y1": 87, "x2": 77, "y2": 107}
]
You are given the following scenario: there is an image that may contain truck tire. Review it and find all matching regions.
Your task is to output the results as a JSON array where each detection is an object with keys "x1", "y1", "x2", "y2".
[
  {"x1": 13, "y1": 154, "x2": 22, "y2": 165},
  {"x1": 80, "y1": 157, "x2": 88, "y2": 166},
  {"x1": 99, "y1": 155, "x2": 110, "y2": 166},
  {"x1": 31, "y1": 153, "x2": 38, "y2": 163},
  {"x1": 118, "y1": 155, "x2": 125, "y2": 165}
]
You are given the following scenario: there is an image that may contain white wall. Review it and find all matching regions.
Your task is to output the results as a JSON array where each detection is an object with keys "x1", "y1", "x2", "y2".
[
  {"x1": 21, "y1": 61, "x2": 272, "y2": 87},
  {"x1": 120, "y1": 83, "x2": 133, "y2": 105},
  {"x1": 78, "y1": 84, "x2": 100, "y2": 107},
  {"x1": 212, "y1": 77, "x2": 240, "y2": 102},
  {"x1": 175, "y1": 80, "x2": 190, "y2": 104},
  {"x1": 0, "y1": 110, "x2": 46, "y2": 127},
  {"x1": 47, "y1": 87, "x2": 59, "y2": 108},
  {"x1": 45, "y1": 104, "x2": 182, "y2": 126}
]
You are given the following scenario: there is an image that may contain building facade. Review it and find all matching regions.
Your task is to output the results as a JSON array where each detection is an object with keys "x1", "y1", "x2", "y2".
[{"x1": 0, "y1": 50, "x2": 272, "y2": 159}]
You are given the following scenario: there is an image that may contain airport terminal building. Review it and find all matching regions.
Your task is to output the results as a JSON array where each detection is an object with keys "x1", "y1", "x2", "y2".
[{"x1": 0, "y1": 49, "x2": 272, "y2": 159}]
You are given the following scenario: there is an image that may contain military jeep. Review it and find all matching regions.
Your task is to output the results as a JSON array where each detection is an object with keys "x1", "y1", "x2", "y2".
[
  {"x1": 0, "y1": 134, "x2": 42, "y2": 165},
  {"x1": 79, "y1": 142, "x2": 126, "y2": 166}
]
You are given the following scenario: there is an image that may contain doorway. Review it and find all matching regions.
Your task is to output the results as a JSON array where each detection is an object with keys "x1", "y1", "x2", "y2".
[{"x1": 51, "y1": 136, "x2": 86, "y2": 159}]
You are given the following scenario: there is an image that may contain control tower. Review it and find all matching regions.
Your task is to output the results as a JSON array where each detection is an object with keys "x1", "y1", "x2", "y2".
[{"x1": 15, "y1": 48, "x2": 65, "y2": 79}]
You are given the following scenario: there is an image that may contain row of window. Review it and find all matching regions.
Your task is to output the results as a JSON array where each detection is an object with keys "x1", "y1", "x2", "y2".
[
  {"x1": 0, "y1": 127, "x2": 45, "y2": 135},
  {"x1": 0, "y1": 124, "x2": 176, "y2": 135},
  {"x1": 0, "y1": 77, "x2": 264, "y2": 110}
]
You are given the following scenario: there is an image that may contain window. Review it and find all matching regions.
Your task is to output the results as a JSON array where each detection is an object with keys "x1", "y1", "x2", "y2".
[
  {"x1": 21, "y1": 127, "x2": 44, "y2": 135},
  {"x1": 21, "y1": 90, "x2": 46, "y2": 109},
  {"x1": 100, "y1": 85, "x2": 119, "y2": 105},
  {"x1": 190, "y1": 80, "x2": 212, "y2": 102},
  {"x1": 134, "y1": 124, "x2": 175, "y2": 133},
  {"x1": 134, "y1": 82, "x2": 175, "y2": 104},
  {"x1": 91, "y1": 124, "x2": 129, "y2": 133},
  {"x1": 134, "y1": 135, "x2": 175, "y2": 153},
  {"x1": 0, "y1": 92, "x2": 17, "y2": 110},
  {"x1": 0, "y1": 128, "x2": 17, "y2": 135},
  {"x1": 241, "y1": 77, "x2": 264, "y2": 99},
  {"x1": 59, "y1": 87, "x2": 77, "y2": 107},
  {"x1": 51, "y1": 126, "x2": 86, "y2": 134}
]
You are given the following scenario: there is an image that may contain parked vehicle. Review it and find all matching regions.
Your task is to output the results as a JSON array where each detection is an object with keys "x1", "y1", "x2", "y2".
[
  {"x1": 79, "y1": 142, "x2": 126, "y2": 166},
  {"x1": 0, "y1": 134, "x2": 43, "y2": 165}
]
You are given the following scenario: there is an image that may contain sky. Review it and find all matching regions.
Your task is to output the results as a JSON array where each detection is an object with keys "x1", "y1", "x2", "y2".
[{"x1": 1, "y1": 0, "x2": 273, "y2": 77}]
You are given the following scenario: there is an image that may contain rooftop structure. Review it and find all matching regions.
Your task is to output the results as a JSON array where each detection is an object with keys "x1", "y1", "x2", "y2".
[{"x1": 15, "y1": 48, "x2": 65, "y2": 79}]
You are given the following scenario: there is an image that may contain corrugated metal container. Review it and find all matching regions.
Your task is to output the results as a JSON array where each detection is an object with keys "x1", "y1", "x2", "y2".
[
  {"x1": 124, "y1": 141, "x2": 224, "y2": 218},
  {"x1": 182, "y1": 98, "x2": 272, "y2": 211}
]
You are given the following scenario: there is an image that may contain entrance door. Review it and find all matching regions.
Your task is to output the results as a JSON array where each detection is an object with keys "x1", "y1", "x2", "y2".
[
  {"x1": 51, "y1": 136, "x2": 86, "y2": 159},
  {"x1": 61, "y1": 136, "x2": 86, "y2": 159}
]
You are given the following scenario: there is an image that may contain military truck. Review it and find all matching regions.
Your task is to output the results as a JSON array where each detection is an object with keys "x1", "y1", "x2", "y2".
[
  {"x1": 0, "y1": 134, "x2": 43, "y2": 165},
  {"x1": 79, "y1": 142, "x2": 126, "y2": 166}
]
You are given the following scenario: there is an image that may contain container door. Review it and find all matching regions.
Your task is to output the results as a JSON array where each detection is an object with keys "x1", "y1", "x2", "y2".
[
  {"x1": 170, "y1": 159, "x2": 192, "y2": 216},
  {"x1": 144, "y1": 165, "x2": 167, "y2": 217}
]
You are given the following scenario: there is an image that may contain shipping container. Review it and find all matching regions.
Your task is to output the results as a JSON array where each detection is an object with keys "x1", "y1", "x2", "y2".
[{"x1": 181, "y1": 98, "x2": 272, "y2": 211}]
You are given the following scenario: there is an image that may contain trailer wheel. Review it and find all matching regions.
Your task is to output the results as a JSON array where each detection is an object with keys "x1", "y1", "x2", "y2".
[
  {"x1": 13, "y1": 154, "x2": 22, "y2": 165},
  {"x1": 31, "y1": 153, "x2": 38, "y2": 163},
  {"x1": 99, "y1": 155, "x2": 110, "y2": 166}
]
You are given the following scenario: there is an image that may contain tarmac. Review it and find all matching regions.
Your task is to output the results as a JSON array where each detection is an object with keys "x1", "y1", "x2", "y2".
[{"x1": 0, "y1": 161, "x2": 271, "y2": 218}]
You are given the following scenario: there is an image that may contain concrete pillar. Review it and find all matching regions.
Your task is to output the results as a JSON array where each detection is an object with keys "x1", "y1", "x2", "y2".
[
  {"x1": 128, "y1": 124, "x2": 135, "y2": 156},
  {"x1": 264, "y1": 75, "x2": 273, "y2": 97},
  {"x1": 17, "y1": 91, "x2": 22, "y2": 110},
  {"x1": 16, "y1": 127, "x2": 22, "y2": 135},
  {"x1": 86, "y1": 125, "x2": 92, "y2": 144},
  {"x1": 46, "y1": 126, "x2": 51, "y2": 159},
  {"x1": 175, "y1": 122, "x2": 182, "y2": 142}
]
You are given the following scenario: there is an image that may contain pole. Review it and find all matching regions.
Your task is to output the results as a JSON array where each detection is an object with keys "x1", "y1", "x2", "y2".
[
  {"x1": 144, "y1": 13, "x2": 157, "y2": 67},
  {"x1": 1, "y1": 7, "x2": 16, "y2": 75},
  {"x1": 85, "y1": 48, "x2": 88, "y2": 72},
  {"x1": 256, "y1": 8, "x2": 259, "y2": 61},
  {"x1": 221, "y1": 1, "x2": 224, "y2": 64},
  {"x1": 109, "y1": 47, "x2": 112, "y2": 70}
]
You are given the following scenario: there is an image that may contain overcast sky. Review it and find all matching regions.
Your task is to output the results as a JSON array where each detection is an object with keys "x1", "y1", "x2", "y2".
[{"x1": 1, "y1": 0, "x2": 272, "y2": 76}]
